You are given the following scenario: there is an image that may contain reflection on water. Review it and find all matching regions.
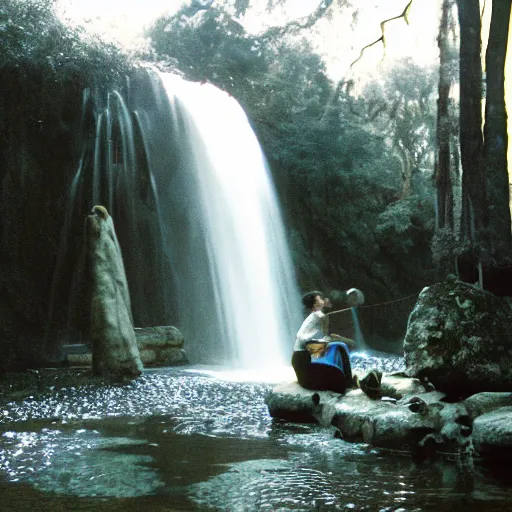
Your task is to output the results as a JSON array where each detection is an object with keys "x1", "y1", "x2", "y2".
[
  {"x1": 0, "y1": 363, "x2": 511, "y2": 511},
  {"x1": 0, "y1": 429, "x2": 160, "y2": 497}
]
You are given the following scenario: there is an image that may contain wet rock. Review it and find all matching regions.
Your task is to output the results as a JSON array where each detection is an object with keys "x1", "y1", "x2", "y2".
[
  {"x1": 404, "y1": 279, "x2": 512, "y2": 395},
  {"x1": 265, "y1": 381, "x2": 341, "y2": 426},
  {"x1": 267, "y1": 379, "x2": 478, "y2": 455},
  {"x1": 472, "y1": 407, "x2": 512, "y2": 458},
  {"x1": 463, "y1": 392, "x2": 512, "y2": 420},
  {"x1": 332, "y1": 387, "x2": 472, "y2": 454},
  {"x1": 380, "y1": 374, "x2": 425, "y2": 399},
  {"x1": 135, "y1": 326, "x2": 187, "y2": 367},
  {"x1": 356, "y1": 397, "x2": 470, "y2": 454},
  {"x1": 364, "y1": 406, "x2": 439, "y2": 450},
  {"x1": 86, "y1": 208, "x2": 143, "y2": 379},
  {"x1": 437, "y1": 402, "x2": 472, "y2": 453},
  {"x1": 134, "y1": 326, "x2": 184, "y2": 348},
  {"x1": 333, "y1": 389, "x2": 394, "y2": 440}
]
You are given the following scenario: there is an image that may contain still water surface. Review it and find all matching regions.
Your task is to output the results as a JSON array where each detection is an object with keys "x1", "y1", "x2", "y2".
[{"x1": 0, "y1": 360, "x2": 511, "y2": 511}]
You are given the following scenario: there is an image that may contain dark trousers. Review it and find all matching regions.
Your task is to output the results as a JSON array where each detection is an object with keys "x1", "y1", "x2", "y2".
[{"x1": 291, "y1": 347, "x2": 352, "y2": 394}]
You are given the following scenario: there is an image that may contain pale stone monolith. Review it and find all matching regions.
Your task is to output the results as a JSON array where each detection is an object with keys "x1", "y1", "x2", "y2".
[{"x1": 86, "y1": 206, "x2": 143, "y2": 379}]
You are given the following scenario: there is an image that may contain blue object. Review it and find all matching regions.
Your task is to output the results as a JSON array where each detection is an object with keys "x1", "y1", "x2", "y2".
[
  {"x1": 292, "y1": 342, "x2": 353, "y2": 393},
  {"x1": 311, "y1": 341, "x2": 350, "y2": 373}
]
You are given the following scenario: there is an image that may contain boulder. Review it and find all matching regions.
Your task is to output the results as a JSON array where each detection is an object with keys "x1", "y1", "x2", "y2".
[
  {"x1": 380, "y1": 373, "x2": 426, "y2": 399},
  {"x1": 267, "y1": 375, "x2": 512, "y2": 458},
  {"x1": 361, "y1": 406, "x2": 440, "y2": 451},
  {"x1": 463, "y1": 392, "x2": 512, "y2": 420},
  {"x1": 404, "y1": 278, "x2": 512, "y2": 395},
  {"x1": 333, "y1": 389, "x2": 394, "y2": 440},
  {"x1": 472, "y1": 407, "x2": 512, "y2": 458},
  {"x1": 86, "y1": 207, "x2": 143, "y2": 379},
  {"x1": 334, "y1": 390, "x2": 471, "y2": 454},
  {"x1": 265, "y1": 381, "x2": 342, "y2": 426},
  {"x1": 134, "y1": 326, "x2": 187, "y2": 366},
  {"x1": 62, "y1": 327, "x2": 188, "y2": 367}
]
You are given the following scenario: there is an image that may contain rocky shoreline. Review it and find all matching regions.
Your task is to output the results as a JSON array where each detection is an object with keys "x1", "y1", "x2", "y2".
[
  {"x1": 266, "y1": 373, "x2": 512, "y2": 460},
  {"x1": 267, "y1": 279, "x2": 512, "y2": 461}
]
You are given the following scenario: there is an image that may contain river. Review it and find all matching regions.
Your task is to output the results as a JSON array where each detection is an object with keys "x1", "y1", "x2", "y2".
[{"x1": 0, "y1": 359, "x2": 510, "y2": 511}]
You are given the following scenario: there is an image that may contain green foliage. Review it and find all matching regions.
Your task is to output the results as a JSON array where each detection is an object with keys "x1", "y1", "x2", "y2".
[
  {"x1": 376, "y1": 195, "x2": 435, "y2": 255},
  {"x1": 145, "y1": 3, "x2": 436, "y2": 308},
  {"x1": 357, "y1": 58, "x2": 438, "y2": 197},
  {"x1": 1, "y1": 0, "x2": 132, "y2": 83},
  {"x1": 146, "y1": 4, "x2": 265, "y2": 96}
]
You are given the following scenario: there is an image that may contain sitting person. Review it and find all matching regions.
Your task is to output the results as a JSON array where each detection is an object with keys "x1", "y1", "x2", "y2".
[{"x1": 292, "y1": 291, "x2": 354, "y2": 393}]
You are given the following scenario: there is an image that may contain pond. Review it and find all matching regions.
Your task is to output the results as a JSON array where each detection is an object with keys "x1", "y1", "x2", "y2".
[{"x1": 0, "y1": 359, "x2": 511, "y2": 511}]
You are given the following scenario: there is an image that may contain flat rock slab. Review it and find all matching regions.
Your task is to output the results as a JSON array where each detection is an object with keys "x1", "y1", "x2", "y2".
[
  {"x1": 472, "y1": 407, "x2": 512, "y2": 458},
  {"x1": 266, "y1": 379, "x2": 479, "y2": 456},
  {"x1": 134, "y1": 326, "x2": 184, "y2": 348},
  {"x1": 266, "y1": 373, "x2": 429, "y2": 430},
  {"x1": 463, "y1": 392, "x2": 512, "y2": 419},
  {"x1": 265, "y1": 381, "x2": 343, "y2": 426}
]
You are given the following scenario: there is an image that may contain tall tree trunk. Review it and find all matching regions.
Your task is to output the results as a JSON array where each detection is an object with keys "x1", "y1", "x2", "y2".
[
  {"x1": 436, "y1": 0, "x2": 454, "y2": 231},
  {"x1": 456, "y1": 0, "x2": 488, "y2": 257},
  {"x1": 483, "y1": 0, "x2": 511, "y2": 264}
]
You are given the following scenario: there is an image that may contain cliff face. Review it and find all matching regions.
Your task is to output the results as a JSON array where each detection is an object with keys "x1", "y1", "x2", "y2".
[
  {"x1": 0, "y1": 0, "x2": 131, "y2": 371},
  {"x1": 0, "y1": 64, "x2": 85, "y2": 369}
]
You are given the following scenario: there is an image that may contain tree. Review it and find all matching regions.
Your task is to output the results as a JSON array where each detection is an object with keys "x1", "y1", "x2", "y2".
[
  {"x1": 352, "y1": 60, "x2": 437, "y2": 198},
  {"x1": 456, "y1": 0, "x2": 488, "y2": 273},
  {"x1": 483, "y1": 0, "x2": 512, "y2": 264},
  {"x1": 435, "y1": 0, "x2": 455, "y2": 232}
]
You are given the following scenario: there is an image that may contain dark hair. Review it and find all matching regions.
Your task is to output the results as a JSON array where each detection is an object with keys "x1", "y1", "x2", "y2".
[{"x1": 301, "y1": 291, "x2": 324, "y2": 310}]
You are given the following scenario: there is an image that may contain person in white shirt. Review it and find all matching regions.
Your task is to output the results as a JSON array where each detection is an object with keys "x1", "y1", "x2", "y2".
[
  {"x1": 294, "y1": 292, "x2": 329, "y2": 351},
  {"x1": 292, "y1": 291, "x2": 354, "y2": 393}
]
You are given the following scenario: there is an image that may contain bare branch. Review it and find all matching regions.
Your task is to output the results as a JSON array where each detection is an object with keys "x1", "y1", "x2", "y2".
[
  {"x1": 349, "y1": 0, "x2": 413, "y2": 69},
  {"x1": 262, "y1": 0, "x2": 335, "y2": 40}
]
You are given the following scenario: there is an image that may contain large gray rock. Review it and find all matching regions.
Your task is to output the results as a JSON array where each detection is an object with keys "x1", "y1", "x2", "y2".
[
  {"x1": 333, "y1": 389, "x2": 394, "y2": 440},
  {"x1": 86, "y1": 207, "x2": 143, "y2": 379},
  {"x1": 135, "y1": 326, "x2": 187, "y2": 367},
  {"x1": 268, "y1": 378, "x2": 512, "y2": 457},
  {"x1": 135, "y1": 326, "x2": 184, "y2": 348},
  {"x1": 265, "y1": 381, "x2": 342, "y2": 426},
  {"x1": 464, "y1": 392, "x2": 512, "y2": 420},
  {"x1": 472, "y1": 407, "x2": 512, "y2": 458},
  {"x1": 362, "y1": 406, "x2": 440, "y2": 450},
  {"x1": 334, "y1": 391, "x2": 471, "y2": 454},
  {"x1": 404, "y1": 279, "x2": 512, "y2": 395}
]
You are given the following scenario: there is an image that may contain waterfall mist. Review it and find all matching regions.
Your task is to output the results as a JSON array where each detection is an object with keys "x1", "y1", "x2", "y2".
[{"x1": 49, "y1": 70, "x2": 301, "y2": 369}]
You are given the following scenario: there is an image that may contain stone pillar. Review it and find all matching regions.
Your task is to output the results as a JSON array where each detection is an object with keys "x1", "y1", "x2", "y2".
[{"x1": 86, "y1": 205, "x2": 143, "y2": 378}]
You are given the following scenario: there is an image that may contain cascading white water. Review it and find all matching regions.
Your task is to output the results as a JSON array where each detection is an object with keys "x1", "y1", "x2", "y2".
[
  {"x1": 158, "y1": 73, "x2": 301, "y2": 369},
  {"x1": 50, "y1": 70, "x2": 301, "y2": 369}
]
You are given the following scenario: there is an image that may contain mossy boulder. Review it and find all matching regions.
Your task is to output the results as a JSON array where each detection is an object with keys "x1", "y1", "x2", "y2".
[{"x1": 404, "y1": 279, "x2": 512, "y2": 396}]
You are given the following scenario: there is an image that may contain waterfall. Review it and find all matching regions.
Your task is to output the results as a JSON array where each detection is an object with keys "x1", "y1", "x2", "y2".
[
  {"x1": 350, "y1": 307, "x2": 366, "y2": 350},
  {"x1": 52, "y1": 70, "x2": 301, "y2": 370},
  {"x1": 156, "y1": 73, "x2": 301, "y2": 368}
]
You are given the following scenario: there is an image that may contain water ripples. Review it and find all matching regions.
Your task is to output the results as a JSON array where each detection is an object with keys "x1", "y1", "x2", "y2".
[
  {"x1": 0, "y1": 370, "x2": 274, "y2": 439},
  {"x1": 1, "y1": 358, "x2": 507, "y2": 510}
]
